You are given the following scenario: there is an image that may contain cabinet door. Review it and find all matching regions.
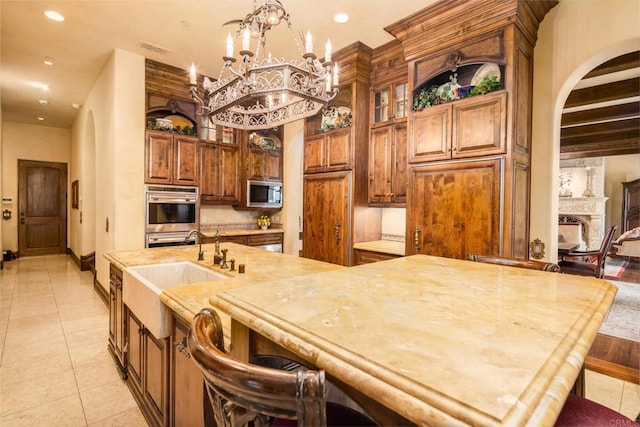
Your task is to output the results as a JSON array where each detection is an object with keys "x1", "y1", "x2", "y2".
[
  {"x1": 171, "y1": 316, "x2": 209, "y2": 427},
  {"x1": 127, "y1": 311, "x2": 144, "y2": 389},
  {"x1": 303, "y1": 172, "x2": 350, "y2": 266},
  {"x1": 218, "y1": 144, "x2": 240, "y2": 203},
  {"x1": 247, "y1": 148, "x2": 268, "y2": 181},
  {"x1": 407, "y1": 159, "x2": 502, "y2": 259},
  {"x1": 199, "y1": 143, "x2": 219, "y2": 203},
  {"x1": 144, "y1": 331, "x2": 168, "y2": 426},
  {"x1": 265, "y1": 150, "x2": 283, "y2": 181},
  {"x1": 368, "y1": 126, "x2": 393, "y2": 204},
  {"x1": 108, "y1": 264, "x2": 124, "y2": 369},
  {"x1": 391, "y1": 122, "x2": 408, "y2": 204},
  {"x1": 173, "y1": 136, "x2": 199, "y2": 185},
  {"x1": 409, "y1": 103, "x2": 451, "y2": 163},
  {"x1": 146, "y1": 131, "x2": 174, "y2": 184},
  {"x1": 303, "y1": 134, "x2": 325, "y2": 174},
  {"x1": 325, "y1": 128, "x2": 352, "y2": 171},
  {"x1": 452, "y1": 91, "x2": 507, "y2": 158}
]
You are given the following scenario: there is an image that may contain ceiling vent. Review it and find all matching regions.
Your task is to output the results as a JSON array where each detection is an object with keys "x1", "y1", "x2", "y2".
[{"x1": 138, "y1": 41, "x2": 171, "y2": 55}]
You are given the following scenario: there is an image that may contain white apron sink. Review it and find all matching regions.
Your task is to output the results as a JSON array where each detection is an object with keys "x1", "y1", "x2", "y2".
[{"x1": 123, "y1": 261, "x2": 227, "y2": 338}]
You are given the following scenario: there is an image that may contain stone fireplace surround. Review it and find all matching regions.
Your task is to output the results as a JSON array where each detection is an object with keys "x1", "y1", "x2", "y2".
[{"x1": 558, "y1": 197, "x2": 608, "y2": 250}]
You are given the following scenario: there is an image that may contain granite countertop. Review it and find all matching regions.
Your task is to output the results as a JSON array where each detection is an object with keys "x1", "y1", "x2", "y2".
[
  {"x1": 353, "y1": 239, "x2": 405, "y2": 256},
  {"x1": 105, "y1": 243, "x2": 342, "y2": 342},
  {"x1": 200, "y1": 227, "x2": 284, "y2": 237}
]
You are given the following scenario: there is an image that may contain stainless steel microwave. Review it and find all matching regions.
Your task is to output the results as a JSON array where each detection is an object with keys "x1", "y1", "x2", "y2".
[{"x1": 247, "y1": 180, "x2": 283, "y2": 208}]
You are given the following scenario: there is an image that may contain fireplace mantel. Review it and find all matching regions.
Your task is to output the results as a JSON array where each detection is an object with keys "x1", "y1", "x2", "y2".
[{"x1": 558, "y1": 197, "x2": 608, "y2": 250}]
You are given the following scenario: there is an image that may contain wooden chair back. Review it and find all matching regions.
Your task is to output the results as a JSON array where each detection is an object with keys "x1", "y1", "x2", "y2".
[
  {"x1": 467, "y1": 254, "x2": 561, "y2": 272},
  {"x1": 188, "y1": 308, "x2": 326, "y2": 427},
  {"x1": 558, "y1": 225, "x2": 618, "y2": 278}
]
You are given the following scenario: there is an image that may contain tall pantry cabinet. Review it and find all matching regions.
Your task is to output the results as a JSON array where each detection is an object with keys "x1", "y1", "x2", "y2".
[
  {"x1": 386, "y1": 0, "x2": 557, "y2": 259},
  {"x1": 302, "y1": 42, "x2": 381, "y2": 266}
]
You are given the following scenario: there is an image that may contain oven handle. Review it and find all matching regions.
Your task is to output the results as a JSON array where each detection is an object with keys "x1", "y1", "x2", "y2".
[
  {"x1": 148, "y1": 235, "x2": 196, "y2": 244},
  {"x1": 148, "y1": 195, "x2": 197, "y2": 203}
]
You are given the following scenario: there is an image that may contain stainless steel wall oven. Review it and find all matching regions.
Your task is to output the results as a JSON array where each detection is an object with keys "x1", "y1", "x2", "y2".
[{"x1": 145, "y1": 185, "x2": 198, "y2": 247}]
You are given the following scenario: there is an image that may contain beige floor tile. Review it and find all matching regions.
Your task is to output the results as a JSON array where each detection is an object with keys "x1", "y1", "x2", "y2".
[
  {"x1": 0, "y1": 351, "x2": 72, "y2": 386},
  {"x1": 80, "y1": 379, "x2": 138, "y2": 424},
  {"x1": 620, "y1": 381, "x2": 640, "y2": 420},
  {"x1": 0, "y1": 369, "x2": 78, "y2": 416},
  {"x1": 5, "y1": 311, "x2": 61, "y2": 330},
  {"x1": 1, "y1": 338, "x2": 69, "y2": 365},
  {"x1": 67, "y1": 330, "x2": 111, "y2": 367},
  {"x1": 8, "y1": 301, "x2": 59, "y2": 321},
  {"x1": 74, "y1": 355, "x2": 124, "y2": 392},
  {"x1": 62, "y1": 313, "x2": 109, "y2": 336},
  {"x1": 0, "y1": 394, "x2": 86, "y2": 427},
  {"x1": 87, "y1": 406, "x2": 147, "y2": 427},
  {"x1": 585, "y1": 370, "x2": 624, "y2": 411},
  {"x1": 4, "y1": 320, "x2": 65, "y2": 347}
]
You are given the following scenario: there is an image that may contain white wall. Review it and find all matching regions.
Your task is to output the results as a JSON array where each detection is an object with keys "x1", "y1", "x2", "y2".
[
  {"x1": 71, "y1": 48, "x2": 145, "y2": 291},
  {"x1": 531, "y1": 0, "x2": 640, "y2": 261},
  {"x1": 604, "y1": 154, "x2": 640, "y2": 236},
  {"x1": 1, "y1": 122, "x2": 71, "y2": 252}
]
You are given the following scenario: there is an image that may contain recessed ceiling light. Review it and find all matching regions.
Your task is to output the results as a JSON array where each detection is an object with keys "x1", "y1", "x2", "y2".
[
  {"x1": 334, "y1": 13, "x2": 349, "y2": 24},
  {"x1": 39, "y1": 99, "x2": 48, "y2": 105},
  {"x1": 37, "y1": 117, "x2": 45, "y2": 121},
  {"x1": 43, "y1": 57, "x2": 54, "y2": 66},
  {"x1": 44, "y1": 10, "x2": 65, "y2": 22},
  {"x1": 72, "y1": 103, "x2": 81, "y2": 109}
]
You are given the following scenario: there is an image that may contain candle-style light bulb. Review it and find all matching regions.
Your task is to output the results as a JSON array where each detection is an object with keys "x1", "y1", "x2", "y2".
[
  {"x1": 325, "y1": 73, "x2": 332, "y2": 92},
  {"x1": 189, "y1": 63, "x2": 197, "y2": 85},
  {"x1": 325, "y1": 39, "x2": 332, "y2": 62},
  {"x1": 242, "y1": 27, "x2": 251, "y2": 51},
  {"x1": 333, "y1": 64, "x2": 339, "y2": 86},
  {"x1": 225, "y1": 33, "x2": 234, "y2": 57},
  {"x1": 305, "y1": 31, "x2": 313, "y2": 54}
]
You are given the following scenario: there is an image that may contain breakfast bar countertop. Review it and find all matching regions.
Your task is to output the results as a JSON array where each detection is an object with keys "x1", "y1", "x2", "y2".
[
  {"x1": 353, "y1": 239, "x2": 405, "y2": 256},
  {"x1": 210, "y1": 254, "x2": 617, "y2": 426}
]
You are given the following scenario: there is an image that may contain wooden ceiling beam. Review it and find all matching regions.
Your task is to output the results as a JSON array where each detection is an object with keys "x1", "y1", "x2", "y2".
[
  {"x1": 561, "y1": 102, "x2": 640, "y2": 127},
  {"x1": 584, "y1": 51, "x2": 640, "y2": 79},
  {"x1": 561, "y1": 118, "x2": 640, "y2": 138},
  {"x1": 560, "y1": 139, "x2": 640, "y2": 159},
  {"x1": 560, "y1": 128, "x2": 639, "y2": 146},
  {"x1": 564, "y1": 78, "x2": 640, "y2": 108}
]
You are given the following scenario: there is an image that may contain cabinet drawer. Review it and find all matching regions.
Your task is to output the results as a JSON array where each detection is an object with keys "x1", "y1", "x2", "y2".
[
  {"x1": 247, "y1": 233, "x2": 283, "y2": 246},
  {"x1": 354, "y1": 249, "x2": 401, "y2": 265},
  {"x1": 220, "y1": 235, "x2": 248, "y2": 245}
]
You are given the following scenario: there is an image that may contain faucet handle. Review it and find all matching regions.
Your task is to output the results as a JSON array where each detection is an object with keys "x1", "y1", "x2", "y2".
[{"x1": 229, "y1": 259, "x2": 235, "y2": 271}]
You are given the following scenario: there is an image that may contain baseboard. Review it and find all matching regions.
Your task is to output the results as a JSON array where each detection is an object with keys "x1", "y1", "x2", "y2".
[{"x1": 94, "y1": 278, "x2": 109, "y2": 307}]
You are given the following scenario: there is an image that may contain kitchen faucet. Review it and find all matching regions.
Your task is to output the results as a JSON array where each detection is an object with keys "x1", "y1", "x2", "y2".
[{"x1": 186, "y1": 230, "x2": 205, "y2": 261}]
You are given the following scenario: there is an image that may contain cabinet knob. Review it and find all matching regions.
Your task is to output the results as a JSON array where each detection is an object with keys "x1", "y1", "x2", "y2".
[
  {"x1": 414, "y1": 227, "x2": 422, "y2": 252},
  {"x1": 334, "y1": 222, "x2": 342, "y2": 244}
]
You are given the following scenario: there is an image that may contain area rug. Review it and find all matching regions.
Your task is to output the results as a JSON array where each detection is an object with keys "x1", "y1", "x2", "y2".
[
  {"x1": 598, "y1": 280, "x2": 640, "y2": 343},
  {"x1": 604, "y1": 257, "x2": 629, "y2": 278}
]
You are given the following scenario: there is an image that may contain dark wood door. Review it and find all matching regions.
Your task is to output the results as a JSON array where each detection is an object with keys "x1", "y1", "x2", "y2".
[
  {"x1": 303, "y1": 172, "x2": 350, "y2": 266},
  {"x1": 407, "y1": 159, "x2": 502, "y2": 259},
  {"x1": 173, "y1": 135, "x2": 199, "y2": 185},
  {"x1": 18, "y1": 160, "x2": 67, "y2": 256},
  {"x1": 145, "y1": 131, "x2": 173, "y2": 184}
]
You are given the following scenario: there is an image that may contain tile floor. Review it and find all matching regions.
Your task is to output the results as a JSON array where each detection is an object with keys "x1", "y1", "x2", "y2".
[
  {"x1": 1, "y1": 255, "x2": 145, "y2": 426},
  {"x1": 1, "y1": 255, "x2": 639, "y2": 425}
]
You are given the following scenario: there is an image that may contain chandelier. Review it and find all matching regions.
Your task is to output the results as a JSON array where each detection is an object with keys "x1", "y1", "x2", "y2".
[{"x1": 189, "y1": 0, "x2": 339, "y2": 130}]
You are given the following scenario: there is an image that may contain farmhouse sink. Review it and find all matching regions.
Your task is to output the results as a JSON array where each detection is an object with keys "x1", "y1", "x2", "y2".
[{"x1": 123, "y1": 261, "x2": 228, "y2": 338}]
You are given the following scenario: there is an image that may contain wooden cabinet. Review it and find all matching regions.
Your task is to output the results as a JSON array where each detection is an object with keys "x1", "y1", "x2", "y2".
[
  {"x1": 353, "y1": 249, "x2": 401, "y2": 265},
  {"x1": 368, "y1": 122, "x2": 408, "y2": 205},
  {"x1": 108, "y1": 264, "x2": 126, "y2": 378},
  {"x1": 247, "y1": 148, "x2": 282, "y2": 181},
  {"x1": 126, "y1": 310, "x2": 169, "y2": 427},
  {"x1": 170, "y1": 314, "x2": 211, "y2": 427},
  {"x1": 385, "y1": 1, "x2": 556, "y2": 259},
  {"x1": 406, "y1": 159, "x2": 502, "y2": 259},
  {"x1": 145, "y1": 130, "x2": 199, "y2": 185},
  {"x1": 202, "y1": 232, "x2": 283, "y2": 249},
  {"x1": 409, "y1": 91, "x2": 507, "y2": 163},
  {"x1": 303, "y1": 128, "x2": 352, "y2": 174},
  {"x1": 303, "y1": 172, "x2": 351, "y2": 266},
  {"x1": 199, "y1": 141, "x2": 240, "y2": 204},
  {"x1": 621, "y1": 178, "x2": 640, "y2": 233}
]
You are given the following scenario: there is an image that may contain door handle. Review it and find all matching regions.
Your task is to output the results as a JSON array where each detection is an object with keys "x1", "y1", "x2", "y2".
[
  {"x1": 334, "y1": 222, "x2": 342, "y2": 244},
  {"x1": 414, "y1": 227, "x2": 421, "y2": 252}
]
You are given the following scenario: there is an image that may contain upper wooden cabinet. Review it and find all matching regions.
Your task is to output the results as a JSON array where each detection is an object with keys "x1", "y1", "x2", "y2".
[
  {"x1": 247, "y1": 148, "x2": 282, "y2": 182},
  {"x1": 145, "y1": 130, "x2": 199, "y2": 186},
  {"x1": 409, "y1": 90, "x2": 507, "y2": 163},
  {"x1": 368, "y1": 122, "x2": 407, "y2": 205},
  {"x1": 199, "y1": 141, "x2": 240, "y2": 204},
  {"x1": 303, "y1": 128, "x2": 352, "y2": 174}
]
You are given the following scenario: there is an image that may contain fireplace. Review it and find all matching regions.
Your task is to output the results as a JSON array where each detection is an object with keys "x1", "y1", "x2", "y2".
[{"x1": 558, "y1": 197, "x2": 609, "y2": 250}]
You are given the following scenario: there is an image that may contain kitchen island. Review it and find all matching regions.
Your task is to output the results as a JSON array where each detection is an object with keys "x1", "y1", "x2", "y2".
[{"x1": 105, "y1": 245, "x2": 616, "y2": 426}]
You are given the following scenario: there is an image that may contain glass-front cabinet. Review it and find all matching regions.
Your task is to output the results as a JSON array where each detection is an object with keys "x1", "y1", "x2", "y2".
[{"x1": 372, "y1": 82, "x2": 407, "y2": 124}]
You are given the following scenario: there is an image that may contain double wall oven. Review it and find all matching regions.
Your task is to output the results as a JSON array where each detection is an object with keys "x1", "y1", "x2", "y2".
[{"x1": 145, "y1": 185, "x2": 199, "y2": 247}]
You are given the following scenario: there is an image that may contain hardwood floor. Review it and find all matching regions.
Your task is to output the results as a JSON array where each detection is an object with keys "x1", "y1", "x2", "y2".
[{"x1": 586, "y1": 258, "x2": 639, "y2": 384}]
